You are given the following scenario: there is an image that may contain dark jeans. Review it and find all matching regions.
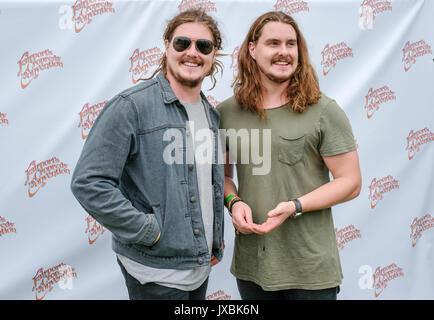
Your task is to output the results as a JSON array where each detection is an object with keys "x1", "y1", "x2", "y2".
[
  {"x1": 237, "y1": 278, "x2": 339, "y2": 300},
  {"x1": 117, "y1": 258, "x2": 208, "y2": 300}
]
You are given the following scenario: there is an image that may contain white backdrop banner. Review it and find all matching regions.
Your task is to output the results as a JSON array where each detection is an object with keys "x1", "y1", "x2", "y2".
[{"x1": 0, "y1": 0, "x2": 433, "y2": 300}]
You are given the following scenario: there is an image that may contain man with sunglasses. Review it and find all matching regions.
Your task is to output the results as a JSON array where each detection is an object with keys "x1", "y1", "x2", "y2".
[{"x1": 71, "y1": 9, "x2": 225, "y2": 300}]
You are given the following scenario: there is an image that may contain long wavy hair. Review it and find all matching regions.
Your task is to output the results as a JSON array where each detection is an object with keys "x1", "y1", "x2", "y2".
[
  {"x1": 145, "y1": 9, "x2": 223, "y2": 90},
  {"x1": 234, "y1": 11, "x2": 320, "y2": 118}
]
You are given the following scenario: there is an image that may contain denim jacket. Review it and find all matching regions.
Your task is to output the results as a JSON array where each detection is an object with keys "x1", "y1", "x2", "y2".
[{"x1": 71, "y1": 72, "x2": 224, "y2": 269}]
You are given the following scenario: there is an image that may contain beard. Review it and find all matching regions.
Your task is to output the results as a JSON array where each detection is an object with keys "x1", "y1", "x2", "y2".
[
  {"x1": 167, "y1": 59, "x2": 210, "y2": 88},
  {"x1": 258, "y1": 57, "x2": 295, "y2": 83},
  {"x1": 263, "y1": 70, "x2": 291, "y2": 83}
]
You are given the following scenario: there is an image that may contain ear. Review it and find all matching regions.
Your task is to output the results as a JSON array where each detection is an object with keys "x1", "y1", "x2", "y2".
[
  {"x1": 165, "y1": 39, "x2": 170, "y2": 51},
  {"x1": 248, "y1": 42, "x2": 256, "y2": 60}
]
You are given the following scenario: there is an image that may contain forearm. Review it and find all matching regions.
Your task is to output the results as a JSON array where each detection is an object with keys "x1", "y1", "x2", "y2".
[
  {"x1": 71, "y1": 170, "x2": 160, "y2": 246},
  {"x1": 298, "y1": 176, "x2": 361, "y2": 213},
  {"x1": 262, "y1": 151, "x2": 362, "y2": 233},
  {"x1": 223, "y1": 176, "x2": 238, "y2": 199},
  {"x1": 223, "y1": 160, "x2": 238, "y2": 199},
  {"x1": 297, "y1": 150, "x2": 362, "y2": 213}
]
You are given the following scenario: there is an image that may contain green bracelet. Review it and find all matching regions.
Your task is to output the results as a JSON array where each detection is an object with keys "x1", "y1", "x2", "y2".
[{"x1": 225, "y1": 194, "x2": 236, "y2": 207}]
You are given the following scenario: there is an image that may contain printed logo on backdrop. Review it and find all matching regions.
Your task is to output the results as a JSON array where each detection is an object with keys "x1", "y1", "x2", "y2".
[
  {"x1": 178, "y1": 0, "x2": 217, "y2": 12},
  {"x1": 58, "y1": 1, "x2": 115, "y2": 32},
  {"x1": 406, "y1": 127, "x2": 434, "y2": 160},
  {"x1": 358, "y1": 263, "x2": 405, "y2": 297},
  {"x1": 364, "y1": 85, "x2": 396, "y2": 118},
  {"x1": 359, "y1": 0, "x2": 392, "y2": 30},
  {"x1": 85, "y1": 216, "x2": 106, "y2": 244},
  {"x1": 17, "y1": 50, "x2": 63, "y2": 89},
  {"x1": 25, "y1": 157, "x2": 71, "y2": 197},
  {"x1": 230, "y1": 46, "x2": 239, "y2": 79},
  {"x1": 410, "y1": 214, "x2": 434, "y2": 247},
  {"x1": 78, "y1": 100, "x2": 108, "y2": 139},
  {"x1": 335, "y1": 224, "x2": 362, "y2": 250},
  {"x1": 0, "y1": 112, "x2": 8, "y2": 125},
  {"x1": 206, "y1": 289, "x2": 231, "y2": 300},
  {"x1": 368, "y1": 175, "x2": 399, "y2": 209},
  {"x1": 373, "y1": 263, "x2": 404, "y2": 297},
  {"x1": 32, "y1": 263, "x2": 77, "y2": 300},
  {"x1": 274, "y1": 0, "x2": 309, "y2": 15},
  {"x1": 129, "y1": 47, "x2": 163, "y2": 84},
  {"x1": 321, "y1": 42, "x2": 354, "y2": 75},
  {"x1": 402, "y1": 40, "x2": 432, "y2": 72},
  {"x1": 0, "y1": 216, "x2": 16, "y2": 237},
  {"x1": 206, "y1": 95, "x2": 220, "y2": 108}
]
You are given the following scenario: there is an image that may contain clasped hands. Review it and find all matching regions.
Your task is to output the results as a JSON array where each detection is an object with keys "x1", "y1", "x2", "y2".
[{"x1": 231, "y1": 201, "x2": 296, "y2": 235}]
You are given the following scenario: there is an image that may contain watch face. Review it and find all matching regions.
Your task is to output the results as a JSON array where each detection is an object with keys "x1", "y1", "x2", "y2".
[{"x1": 291, "y1": 211, "x2": 302, "y2": 219}]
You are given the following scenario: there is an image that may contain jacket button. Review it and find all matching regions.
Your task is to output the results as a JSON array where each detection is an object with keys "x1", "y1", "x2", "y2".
[
  {"x1": 190, "y1": 196, "x2": 196, "y2": 203},
  {"x1": 198, "y1": 258, "x2": 204, "y2": 264},
  {"x1": 194, "y1": 229, "x2": 200, "y2": 235},
  {"x1": 188, "y1": 164, "x2": 194, "y2": 171}
]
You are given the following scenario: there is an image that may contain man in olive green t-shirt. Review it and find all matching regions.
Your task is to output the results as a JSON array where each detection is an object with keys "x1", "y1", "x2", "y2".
[{"x1": 216, "y1": 11, "x2": 362, "y2": 300}]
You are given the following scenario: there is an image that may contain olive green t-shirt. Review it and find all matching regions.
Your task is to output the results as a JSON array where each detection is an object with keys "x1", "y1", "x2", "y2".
[{"x1": 216, "y1": 94, "x2": 356, "y2": 291}]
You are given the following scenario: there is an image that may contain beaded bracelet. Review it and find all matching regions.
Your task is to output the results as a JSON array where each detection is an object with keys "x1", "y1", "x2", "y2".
[
  {"x1": 225, "y1": 194, "x2": 236, "y2": 207},
  {"x1": 229, "y1": 198, "x2": 243, "y2": 213},
  {"x1": 228, "y1": 195, "x2": 240, "y2": 209}
]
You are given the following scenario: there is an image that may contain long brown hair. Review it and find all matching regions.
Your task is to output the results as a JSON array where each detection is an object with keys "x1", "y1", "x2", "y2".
[
  {"x1": 234, "y1": 11, "x2": 320, "y2": 118},
  {"x1": 145, "y1": 9, "x2": 223, "y2": 90}
]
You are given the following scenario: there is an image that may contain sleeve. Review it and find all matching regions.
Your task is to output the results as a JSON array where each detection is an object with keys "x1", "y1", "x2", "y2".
[
  {"x1": 70, "y1": 95, "x2": 160, "y2": 246},
  {"x1": 319, "y1": 100, "x2": 357, "y2": 157}
]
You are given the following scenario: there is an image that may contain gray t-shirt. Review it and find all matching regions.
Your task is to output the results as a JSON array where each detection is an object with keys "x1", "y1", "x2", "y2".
[
  {"x1": 117, "y1": 99, "x2": 214, "y2": 291},
  {"x1": 183, "y1": 100, "x2": 214, "y2": 255}
]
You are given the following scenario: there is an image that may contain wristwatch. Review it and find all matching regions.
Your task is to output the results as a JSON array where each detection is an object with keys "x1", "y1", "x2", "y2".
[{"x1": 290, "y1": 198, "x2": 303, "y2": 219}]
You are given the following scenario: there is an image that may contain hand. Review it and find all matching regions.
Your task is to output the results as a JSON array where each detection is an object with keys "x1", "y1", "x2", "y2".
[
  {"x1": 251, "y1": 201, "x2": 294, "y2": 235},
  {"x1": 211, "y1": 241, "x2": 225, "y2": 267},
  {"x1": 231, "y1": 201, "x2": 256, "y2": 234},
  {"x1": 211, "y1": 255, "x2": 220, "y2": 267}
]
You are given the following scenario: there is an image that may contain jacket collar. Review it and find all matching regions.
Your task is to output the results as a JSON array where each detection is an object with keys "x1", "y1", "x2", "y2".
[
  {"x1": 156, "y1": 71, "x2": 178, "y2": 104},
  {"x1": 156, "y1": 71, "x2": 212, "y2": 109}
]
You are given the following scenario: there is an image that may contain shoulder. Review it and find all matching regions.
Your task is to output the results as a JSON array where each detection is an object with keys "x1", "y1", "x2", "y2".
[
  {"x1": 118, "y1": 78, "x2": 159, "y2": 101},
  {"x1": 312, "y1": 93, "x2": 336, "y2": 110},
  {"x1": 314, "y1": 93, "x2": 348, "y2": 119},
  {"x1": 103, "y1": 78, "x2": 161, "y2": 118},
  {"x1": 315, "y1": 94, "x2": 354, "y2": 137}
]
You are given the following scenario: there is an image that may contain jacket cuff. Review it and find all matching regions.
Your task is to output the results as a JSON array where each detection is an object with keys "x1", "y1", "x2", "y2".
[{"x1": 137, "y1": 215, "x2": 161, "y2": 246}]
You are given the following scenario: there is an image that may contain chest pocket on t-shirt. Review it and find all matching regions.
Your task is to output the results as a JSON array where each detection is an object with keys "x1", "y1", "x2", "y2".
[{"x1": 278, "y1": 134, "x2": 305, "y2": 166}]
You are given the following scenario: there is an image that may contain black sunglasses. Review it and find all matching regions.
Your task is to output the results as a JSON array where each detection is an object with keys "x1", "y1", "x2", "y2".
[{"x1": 172, "y1": 36, "x2": 214, "y2": 55}]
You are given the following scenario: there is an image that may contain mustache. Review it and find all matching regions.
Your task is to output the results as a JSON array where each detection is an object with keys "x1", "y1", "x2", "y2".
[
  {"x1": 181, "y1": 57, "x2": 203, "y2": 65},
  {"x1": 271, "y1": 56, "x2": 292, "y2": 63}
]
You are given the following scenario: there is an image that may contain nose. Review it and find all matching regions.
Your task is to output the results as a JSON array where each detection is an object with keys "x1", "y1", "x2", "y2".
[
  {"x1": 277, "y1": 44, "x2": 291, "y2": 56},
  {"x1": 185, "y1": 40, "x2": 200, "y2": 56}
]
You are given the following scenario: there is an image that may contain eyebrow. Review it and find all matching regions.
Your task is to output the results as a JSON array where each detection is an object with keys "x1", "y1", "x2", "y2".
[{"x1": 264, "y1": 38, "x2": 297, "y2": 43}]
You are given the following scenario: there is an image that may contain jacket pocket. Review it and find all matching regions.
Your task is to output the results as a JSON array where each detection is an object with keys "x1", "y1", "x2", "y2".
[
  {"x1": 132, "y1": 198, "x2": 163, "y2": 239},
  {"x1": 148, "y1": 212, "x2": 198, "y2": 257},
  {"x1": 133, "y1": 198, "x2": 197, "y2": 257},
  {"x1": 278, "y1": 134, "x2": 305, "y2": 166}
]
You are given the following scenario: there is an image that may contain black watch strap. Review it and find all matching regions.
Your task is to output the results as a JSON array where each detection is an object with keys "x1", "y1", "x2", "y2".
[{"x1": 290, "y1": 198, "x2": 303, "y2": 219}]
